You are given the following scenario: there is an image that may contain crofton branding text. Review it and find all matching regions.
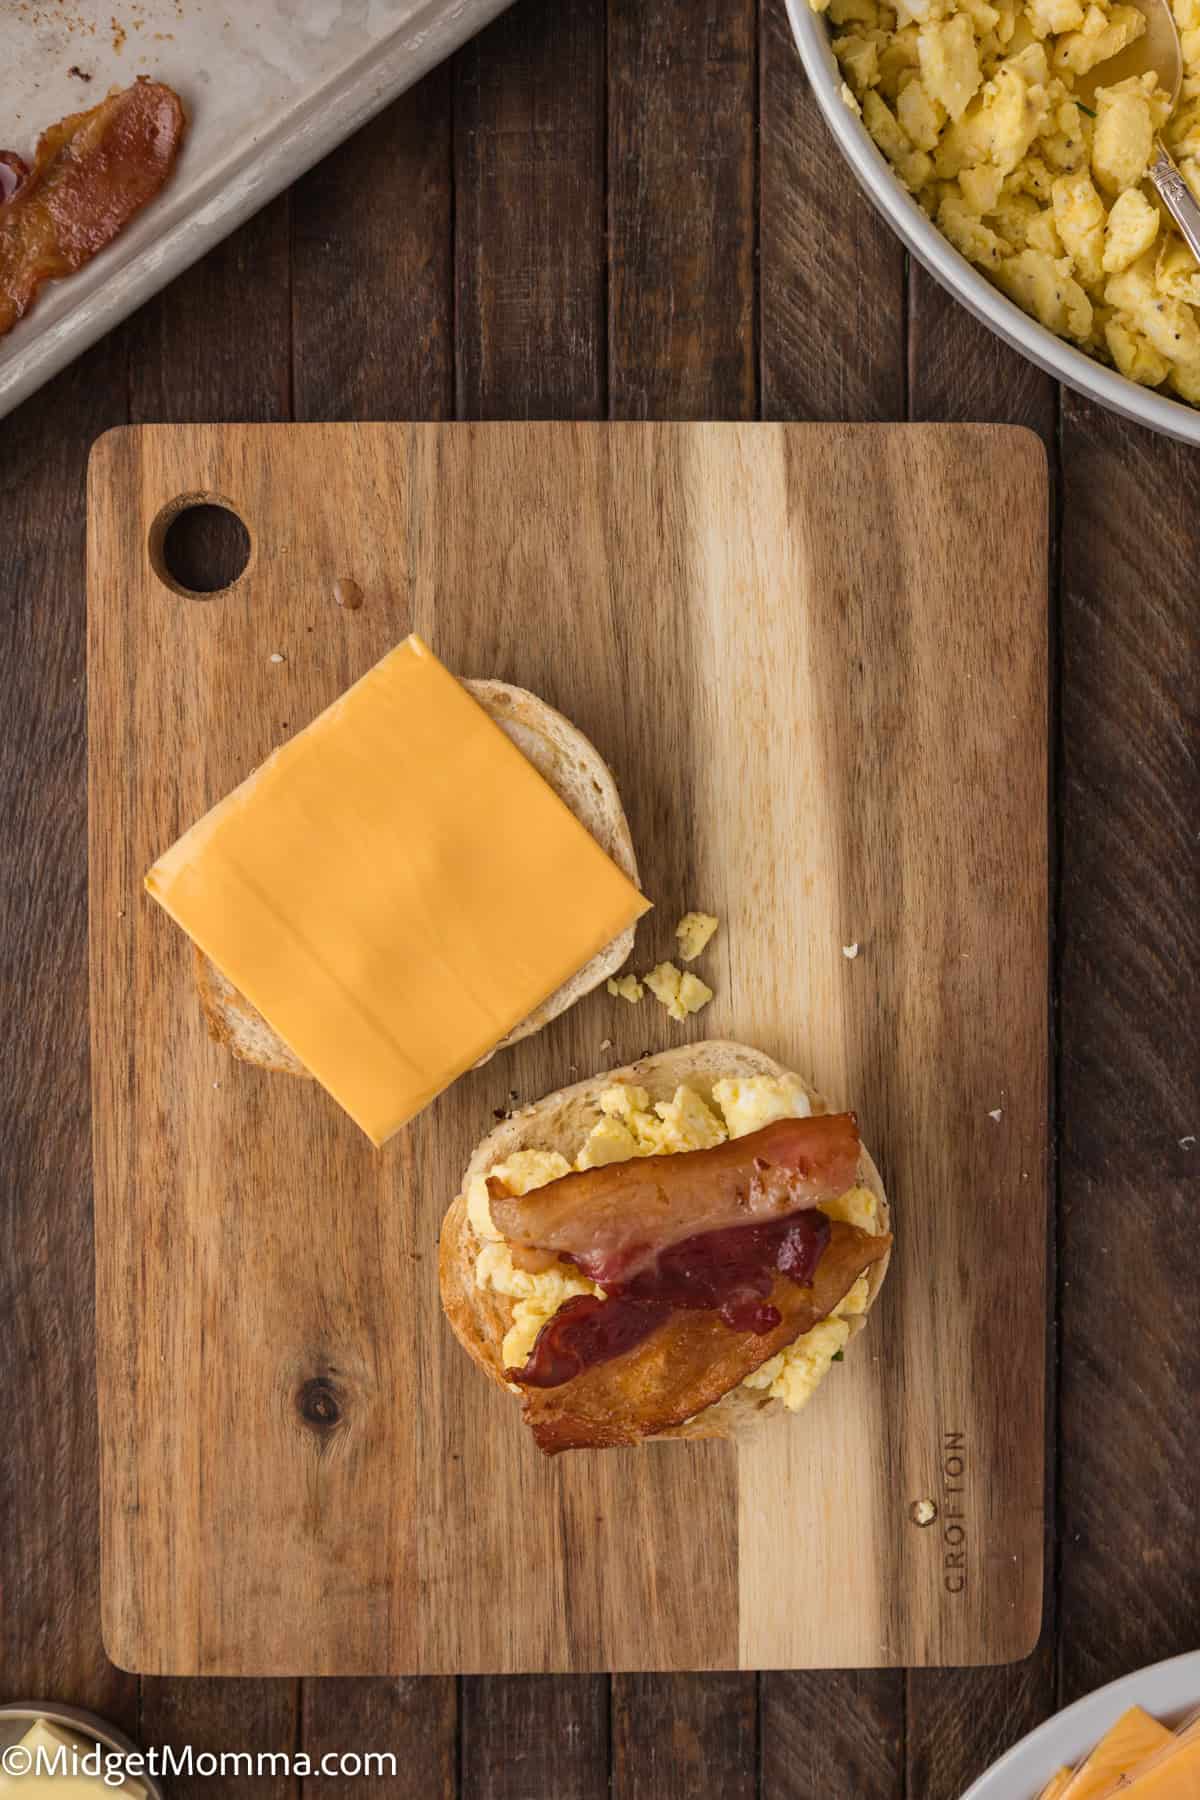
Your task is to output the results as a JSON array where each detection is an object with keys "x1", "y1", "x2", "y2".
[{"x1": 942, "y1": 1432, "x2": 967, "y2": 1594}]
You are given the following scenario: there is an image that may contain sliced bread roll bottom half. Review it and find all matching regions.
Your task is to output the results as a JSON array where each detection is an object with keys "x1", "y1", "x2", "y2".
[
  {"x1": 195, "y1": 679, "x2": 641, "y2": 1075},
  {"x1": 439, "y1": 1041, "x2": 891, "y2": 1444}
]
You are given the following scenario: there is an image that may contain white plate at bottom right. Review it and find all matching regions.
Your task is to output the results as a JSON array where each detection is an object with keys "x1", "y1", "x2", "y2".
[{"x1": 962, "y1": 1649, "x2": 1200, "y2": 1800}]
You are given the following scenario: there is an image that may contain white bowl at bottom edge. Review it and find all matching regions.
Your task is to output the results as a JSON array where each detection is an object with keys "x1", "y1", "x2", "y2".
[
  {"x1": 959, "y1": 1649, "x2": 1200, "y2": 1799},
  {"x1": 786, "y1": 0, "x2": 1200, "y2": 447}
]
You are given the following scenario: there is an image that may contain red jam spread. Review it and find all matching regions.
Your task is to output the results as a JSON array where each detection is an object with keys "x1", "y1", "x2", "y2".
[{"x1": 514, "y1": 1208, "x2": 832, "y2": 1388}]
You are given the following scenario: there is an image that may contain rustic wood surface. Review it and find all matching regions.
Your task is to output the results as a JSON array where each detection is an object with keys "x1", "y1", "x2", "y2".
[
  {"x1": 0, "y1": 0, "x2": 1195, "y2": 1789},
  {"x1": 88, "y1": 418, "x2": 1045, "y2": 1677}
]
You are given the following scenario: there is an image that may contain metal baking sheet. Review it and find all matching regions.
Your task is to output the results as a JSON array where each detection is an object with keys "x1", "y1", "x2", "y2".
[{"x1": 0, "y1": 0, "x2": 511, "y2": 422}]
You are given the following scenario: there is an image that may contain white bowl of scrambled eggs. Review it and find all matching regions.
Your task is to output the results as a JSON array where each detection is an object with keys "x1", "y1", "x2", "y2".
[{"x1": 787, "y1": 0, "x2": 1200, "y2": 442}]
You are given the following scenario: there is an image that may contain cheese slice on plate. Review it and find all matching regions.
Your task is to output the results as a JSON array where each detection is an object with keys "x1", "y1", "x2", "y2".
[
  {"x1": 1110, "y1": 1720, "x2": 1200, "y2": 1796},
  {"x1": 1059, "y1": 1708, "x2": 1176, "y2": 1799},
  {"x1": 1039, "y1": 1771, "x2": 1075, "y2": 1799},
  {"x1": 145, "y1": 636, "x2": 649, "y2": 1145}
]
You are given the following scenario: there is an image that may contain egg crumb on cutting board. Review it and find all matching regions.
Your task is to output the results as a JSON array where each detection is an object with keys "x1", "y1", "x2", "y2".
[
  {"x1": 645, "y1": 961, "x2": 714, "y2": 1022},
  {"x1": 675, "y1": 910, "x2": 719, "y2": 960},
  {"x1": 815, "y1": 0, "x2": 1200, "y2": 406},
  {"x1": 468, "y1": 1078, "x2": 883, "y2": 1407},
  {"x1": 608, "y1": 911, "x2": 719, "y2": 1019}
]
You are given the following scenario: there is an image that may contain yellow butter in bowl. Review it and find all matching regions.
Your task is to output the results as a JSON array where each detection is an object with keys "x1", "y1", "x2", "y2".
[{"x1": 0, "y1": 1720, "x2": 146, "y2": 1797}]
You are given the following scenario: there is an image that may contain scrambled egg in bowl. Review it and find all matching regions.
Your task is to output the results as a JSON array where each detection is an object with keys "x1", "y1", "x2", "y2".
[
  {"x1": 466, "y1": 1076, "x2": 883, "y2": 1415},
  {"x1": 817, "y1": 0, "x2": 1200, "y2": 402}
]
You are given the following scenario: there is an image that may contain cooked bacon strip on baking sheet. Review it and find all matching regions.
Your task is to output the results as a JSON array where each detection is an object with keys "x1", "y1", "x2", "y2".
[
  {"x1": 0, "y1": 80, "x2": 185, "y2": 338},
  {"x1": 519, "y1": 1220, "x2": 891, "y2": 1453},
  {"x1": 488, "y1": 1112, "x2": 862, "y2": 1286}
]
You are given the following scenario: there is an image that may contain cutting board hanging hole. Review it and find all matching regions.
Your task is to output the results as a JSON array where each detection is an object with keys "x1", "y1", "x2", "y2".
[{"x1": 149, "y1": 493, "x2": 252, "y2": 599}]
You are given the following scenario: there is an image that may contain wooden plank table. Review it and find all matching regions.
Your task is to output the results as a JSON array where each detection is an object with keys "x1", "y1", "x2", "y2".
[{"x1": 0, "y1": 0, "x2": 1194, "y2": 1792}]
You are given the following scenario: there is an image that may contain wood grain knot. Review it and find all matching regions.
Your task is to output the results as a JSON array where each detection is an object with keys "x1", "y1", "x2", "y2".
[{"x1": 296, "y1": 1376, "x2": 344, "y2": 1433}]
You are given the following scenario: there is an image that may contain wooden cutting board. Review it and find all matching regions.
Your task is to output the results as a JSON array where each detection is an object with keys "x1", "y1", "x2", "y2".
[{"x1": 88, "y1": 422, "x2": 1048, "y2": 1675}]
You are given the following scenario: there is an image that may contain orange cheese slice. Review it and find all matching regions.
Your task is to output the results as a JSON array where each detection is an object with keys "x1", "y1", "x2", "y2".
[
  {"x1": 1060, "y1": 1709, "x2": 1177, "y2": 1800},
  {"x1": 145, "y1": 636, "x2": 649, "y2": 1144},
  {"x1": 1039, "y1": 1772, "x2": 1075, "y2": 1800},
  {"x1": 1110, "y1": 1721, "x2": 1200, "y2": 1796}
]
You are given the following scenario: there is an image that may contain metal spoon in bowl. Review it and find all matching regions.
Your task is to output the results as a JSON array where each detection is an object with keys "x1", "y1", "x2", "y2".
[{"x1": 1077, "y1": 0, "x2": 1200, "y2": 261}]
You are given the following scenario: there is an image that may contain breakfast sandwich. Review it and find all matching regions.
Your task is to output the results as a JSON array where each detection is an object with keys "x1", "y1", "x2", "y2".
[{"x1": 439, "y1": 1041, "x2": 892, "y2": 1453}]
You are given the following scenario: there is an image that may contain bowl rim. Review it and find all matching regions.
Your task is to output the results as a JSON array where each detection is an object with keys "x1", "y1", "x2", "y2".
[{"x1": 785, "y1": 0, "x2": 1200, "y2": 447}]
